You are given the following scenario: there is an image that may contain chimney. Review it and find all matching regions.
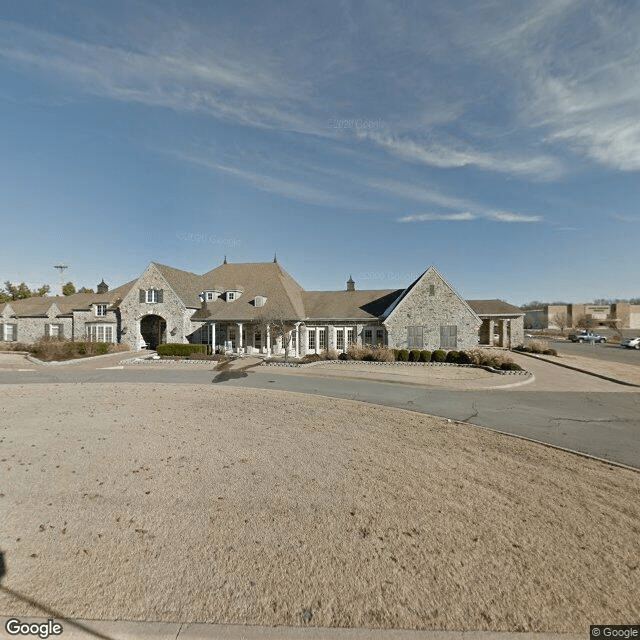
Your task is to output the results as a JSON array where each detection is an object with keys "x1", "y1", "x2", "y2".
[
  {"x1": 97, "y1": 279, "x2": 109, "y2": 294},
  {"x1": 346, "y1": 275, "x2": 355, "y2": 292}
]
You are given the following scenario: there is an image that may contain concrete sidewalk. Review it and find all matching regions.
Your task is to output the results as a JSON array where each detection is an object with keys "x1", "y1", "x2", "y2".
[{"x1": 0, "y1": 616, "x2": 585, "y2": 640}]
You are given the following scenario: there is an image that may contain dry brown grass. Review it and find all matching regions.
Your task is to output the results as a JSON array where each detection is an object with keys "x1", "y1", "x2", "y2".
[
  {"x1": 346, "y1": 343, "x2": 395, "y2": 362},
  {"x1": 465, "y1": 348, "x2": 518, "y2": 368}
]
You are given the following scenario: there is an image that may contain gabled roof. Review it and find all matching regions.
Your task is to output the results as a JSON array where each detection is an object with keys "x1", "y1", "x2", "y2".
[
  {"x1": 467, "y1": 299, "x2": 525, "y2": 316},
  {"x1": 0, "y1": 280, "x2": 136, "y2": 317},
  {"x1": 152, "y1": 264, "x2": 202, "y2": 308},
  {"x1": 194, "y1": 262, "x2": 307, "y2": 321},
  {"x1": 382, "y1": 266, "x2": 481, "y2": 323},
  {"x1": 303, "y1": 290, "x2": 402, "y2": 320}
]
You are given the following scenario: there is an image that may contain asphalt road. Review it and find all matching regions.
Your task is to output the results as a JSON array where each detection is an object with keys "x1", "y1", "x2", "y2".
[
  {"x1": 2, "y1": 365, "x2": 639, "y2": 470},
  {"x1": 546, "y1": 339, "x2": 640, "y2": 365}
]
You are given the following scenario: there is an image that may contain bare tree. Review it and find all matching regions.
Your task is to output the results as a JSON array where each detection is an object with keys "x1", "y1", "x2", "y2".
[
  {"x1": 575, "y1": 314, "x2": 597, "y2": 330},
  {"x1": 550, "y1": 312, "x2": 569, "y2": 334},
  {"x1": 255, "y1": 310, "x2": 297, "y2": 362}
]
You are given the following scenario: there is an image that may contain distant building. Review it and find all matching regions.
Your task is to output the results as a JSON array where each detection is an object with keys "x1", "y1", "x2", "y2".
[
  {"x1": 530, "y1": 303, "x2": 640, "y2": 330},
  {"x1": 1, "y1": 260, "x2": 525, "y2": 353}
]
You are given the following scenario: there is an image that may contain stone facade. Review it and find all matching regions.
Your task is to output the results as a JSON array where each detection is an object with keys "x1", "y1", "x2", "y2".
[
  {"x1": 382, "y1": 267, "x2": 481, "y2": 351},
  {"x1": 118, "y1": 264, "x2": 199, "y2": 350},
  {"x1": 1, "y1": 261, "x2": 526, "y2": 354}
]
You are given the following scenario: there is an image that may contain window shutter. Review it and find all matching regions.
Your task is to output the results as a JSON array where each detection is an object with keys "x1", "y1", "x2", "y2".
[
  {"x1": 0, "y1": 323, "x2": 4, "y2": 341},
  {"x1": 158, "y1": 289, "x2": 163, "y2": 303},
  {"x1": 45, "y1": 324, "x2": 50, "y2": 338},
  {"x1": 139, "y1": 289, "x2": 145, "y2": 303},
  {"x1": 58, "y1": 324, "x2": 64, "y2": 339},
  {"x1": 10, "y1": 324, "x2": 17, "y2": 341}
]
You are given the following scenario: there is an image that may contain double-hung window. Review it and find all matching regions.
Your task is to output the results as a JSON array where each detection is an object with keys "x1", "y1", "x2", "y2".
[
  {"x1": 146, "y1": 289, "x2": 159, "y2": 303},
  {"x1": 318, "y1": 329, "x2": 326, "y2": 350},
  {"x1": 336, "y1": 329, "x2": 344, "y2": 351},
  {"x1": 308, "y1": 329, "x2": 316, "y2": 351},
  {"x1": 96, "y1": 304, "x2": 107, "y2": 316}
]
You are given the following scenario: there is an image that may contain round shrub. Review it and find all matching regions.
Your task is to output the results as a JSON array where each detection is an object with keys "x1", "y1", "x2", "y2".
[
  {"x1": 338, "y1": 352, "x2": 353, "y2": 360},
  {"x1": 409, "y1": 349, "x2": 421, "y2": 362},
  {"x1": 457, "y1": 351, "x2": 471, "y2": 364},
  {"x1": 399, "y1": 349, "x2": 409, "y2": 362},
  {"x1": 445, "y1": 350, "x2": 459, "y2": 363},
  {"x1": 419, "y1": 350, "x2": 431, "y2": 362},
  {"x1": 431, "y1": 349, "x2": 447, "y2": 362},
  {"x1": 393, "y1": 349, "x2": 401, "y2": 361},
  {"x1": 500, "y1": 361, "x2": 523, "y2": 371},
  {"x1": 543, "y1": 349, "x2": 558, "y2": 356}
]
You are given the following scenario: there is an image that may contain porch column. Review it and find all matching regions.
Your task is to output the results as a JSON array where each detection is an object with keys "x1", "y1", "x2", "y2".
[
  {"x1": 237, "y1": 322, "x2": 243, "y2": 352},
  {"x1": 266, "y1": 324, "x2": 271, "y2": 356},
  {"x1": 488, "y1": 320, "x2": 494, "y2": 346},
  {"x1": 315, "y1": 327, "x2": 320, "y2": 353},
  {"x1": 294, "y1": 322, "x2": 300, "y2": 358},
  {"x1": 300, "y1": 323, "x2": 307, "y2": 356},
  {"x1": 276, "y1": 335, "x2": 283, "y2": 354},
  {"x1": 211, "y1": 322, "x2": 216, "y2": 354}
]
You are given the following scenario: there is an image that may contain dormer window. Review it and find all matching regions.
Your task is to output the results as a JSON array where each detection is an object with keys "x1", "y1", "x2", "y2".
[
  {"x1": 223, "y1": 287, "x2": 243, "y2": 302},
  {"x1": 96, "y1": 304, "x2": 107, "y2": 316},
  {"x1": 206, "y1": 291, "x2": 215, "y2": 301},
  {"x1": 254, "y1": 295, "x2": 267, "y2": 308}
]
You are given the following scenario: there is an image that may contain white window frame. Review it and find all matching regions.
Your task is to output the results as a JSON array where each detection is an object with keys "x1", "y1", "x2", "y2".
[
  {"x1": 226, "y1": 291, "x2": 236, "y2": 301},
  {"x1": 146, "y1": 289, "x2": 159, "y2": 303},
  {"x1": 346, "y1": 328, "x2": 354, "y2": 345},
  {"x1": 48, "y1": 323, "x2": 61, "y2": 339},
  {"x1": 5, "y1": 324, "x2": 16, "y2": 342},
  {"x1": 318, "y1": 328, "x2": 326, "y2": 350},
  {"x1": 308, "y1": 329, "x2": 316, "y2": 351},
  {"x1": 96, "y1": 304, "x2": 107, "y2": 317},
  {"x1": 206, "y1": 291, "x2": 215, "y2": 301},
  {"x1": 88, "y1": 324, "x2": 114, "y2": 343},
  {"x1": 336, "y1": 329, "x2": 344, "y2": 351},
  {"x1": 364, "y1": 328, "x2": 373, "y2": 345}
]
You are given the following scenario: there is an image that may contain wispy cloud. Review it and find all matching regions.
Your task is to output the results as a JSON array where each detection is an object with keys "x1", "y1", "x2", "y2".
[
  {"x1": 367, "y1": 178, "x2": 543, "y2": 223},
  {"x1": 611, "y1": 213, "x2": 640, "y2": 223},
  {"x1": 170, "y1": 151, "x2": 380, "y2": 211},
  {"x1": 361, "y1": 131, "x2": 564, "y2": 179},
  {"x1": 398, "y1": 212, "x2": 476, "y2": 222}
]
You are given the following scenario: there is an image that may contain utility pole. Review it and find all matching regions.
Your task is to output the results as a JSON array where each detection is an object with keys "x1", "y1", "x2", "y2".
[{"x1": 54, "y1": 264, "x2": 68, "y2": 295}]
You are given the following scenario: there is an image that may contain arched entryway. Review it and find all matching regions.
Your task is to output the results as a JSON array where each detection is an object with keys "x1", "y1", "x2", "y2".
[{"x1": 140, "y1": 314, "x2": 166, "y2": 349}]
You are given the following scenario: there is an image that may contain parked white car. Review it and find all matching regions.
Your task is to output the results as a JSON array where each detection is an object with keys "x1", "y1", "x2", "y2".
[{"x1": 620, "y1": 336, "x2": 640, "y2": 349}]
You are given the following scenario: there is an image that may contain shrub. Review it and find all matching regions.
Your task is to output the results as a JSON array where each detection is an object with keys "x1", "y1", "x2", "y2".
[
  {"x1": 465, "y1": 348, "x2": 519, "y2": 370},
  {"x1": 409, "y1": 349, "x2": 421, "y2": 362},
  {"x1": 346, "y1": 343, "x2": 395, "y2": 362},
  {"x1": 96, "y1": 342, "x2": 109, "y2": 355},
  {"x1": 500, "y1": 361, "x2": 523, "y2": 371},
  {"x1": 156, "y1": 343, "x2": 208, "y2": 357},
  {"x1": 393, "y1": 349, "x2": 401, "y2": 361},
  {"x1": 399, "y1": 349, "x2": 409, "y2": 361},
  {"x1": 528, "y1": 339, "x2": 549, "y2": 354},
  {"x1": 301, "y1": 353, "x2": 323, "y2": 362},
  {"x1": 338, "y1": 352, "x2": 353, "y2": 360},
  {"x1": 543, "y1": 348, "x2": 558, "y2": 356},
  {"x1": 419, "y1": 350, "x2": 431, "y2": 362},
  {"x1": 457, "y1": 351, "x2": 471, "y2": 364},
  {"x1": 445, "y1": 350, "x2": 459, "y2": 363},
  {"x1": 324, "y1": 349, "x2": 340, "y2": 361},
  {"x1": 431, "y1": 349, "x2": 447, "y2": 362}
]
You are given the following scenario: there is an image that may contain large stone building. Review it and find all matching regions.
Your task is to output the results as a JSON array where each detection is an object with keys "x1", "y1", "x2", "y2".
[{"x1": 0, "y1": 260, "x2": 525, "y2": 354}]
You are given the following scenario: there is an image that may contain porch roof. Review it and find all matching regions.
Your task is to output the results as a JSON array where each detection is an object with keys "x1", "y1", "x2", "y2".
[
  {"x1": 302, "y1": 289, "x2": 402, "y2": 321},
  {"x1": 467, "y1": 299, "x2": 525, "y2": 316}
]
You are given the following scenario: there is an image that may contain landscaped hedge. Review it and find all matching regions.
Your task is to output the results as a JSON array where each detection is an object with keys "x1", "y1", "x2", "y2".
[
  {"x1": 409, "y1": 349, "x2": 421, "y2": 362},
  {"x1": 419, "y1": 350, "x2": 431, "y2": 362},
  {"x1": 445, "y1": 350, "x2": 459, "y2": 363},
  {"x1": 156, "y1": 343, "x2": 208, "y2": 357},
  {"x1": 398, "y1": 349, "x2": 409, "y2": 361},
  {"x1": 431, "y1": 349, "x2": 447, "y2": 362}
]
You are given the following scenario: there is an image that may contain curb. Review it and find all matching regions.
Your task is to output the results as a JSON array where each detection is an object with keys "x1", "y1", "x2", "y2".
[
  {"x1": 512, "y1": 350, "x2": 640, "y2": 388},
  {"x1": 0, "y1": 616, "x2": 586, "y2": 640},
  {"x1": 261, "y1": 361, "x2": 532, "y2": 376},
  {"x1": 25, "y1": 351, "x2": 133, "y2": 367}
]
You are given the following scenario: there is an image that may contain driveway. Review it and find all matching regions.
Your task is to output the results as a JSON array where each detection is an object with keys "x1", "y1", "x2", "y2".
[{"x1": 1, "y1": 351, "x2": 639, "y2": 469}]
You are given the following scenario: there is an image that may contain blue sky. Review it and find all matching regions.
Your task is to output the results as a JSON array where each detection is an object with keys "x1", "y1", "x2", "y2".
[{"x1": 1, "y1": 0, "x2": 639, "y2": 305}]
